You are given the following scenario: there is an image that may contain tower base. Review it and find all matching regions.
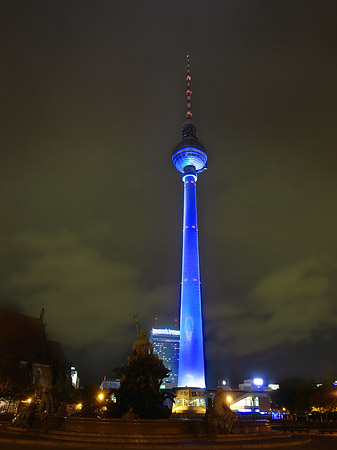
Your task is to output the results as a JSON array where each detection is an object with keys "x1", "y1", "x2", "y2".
[{"x1": 171, "y1": 388, "x2": 206, "y2": 417}]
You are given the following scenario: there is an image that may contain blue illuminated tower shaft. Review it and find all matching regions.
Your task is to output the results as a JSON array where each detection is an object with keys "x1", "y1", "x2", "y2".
[
  {"x1": 172, "y1": 56, "x2": 207, "y2": 390},
  {"x1": 178, "y1": 170, "x2": 205, "y2": 388}
]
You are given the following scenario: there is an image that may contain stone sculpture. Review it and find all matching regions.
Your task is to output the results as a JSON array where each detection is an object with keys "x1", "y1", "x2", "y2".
[{"x1": 206, "y1": 388, "x2": 238, "y2": 433}]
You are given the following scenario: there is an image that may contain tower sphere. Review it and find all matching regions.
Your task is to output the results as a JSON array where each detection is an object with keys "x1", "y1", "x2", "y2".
[{"x1": 172, "y1": 119, "x2": 207, "y2": 174}]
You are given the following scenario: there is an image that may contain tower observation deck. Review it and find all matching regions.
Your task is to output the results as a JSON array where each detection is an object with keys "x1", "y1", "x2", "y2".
[{"x1": 172, "y1": 56, "x2": 207, "y2": 389}]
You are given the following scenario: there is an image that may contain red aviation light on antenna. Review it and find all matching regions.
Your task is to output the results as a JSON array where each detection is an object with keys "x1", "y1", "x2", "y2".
[{"x1": 185, "y1": 54, "x2": 193, "y2": 119}]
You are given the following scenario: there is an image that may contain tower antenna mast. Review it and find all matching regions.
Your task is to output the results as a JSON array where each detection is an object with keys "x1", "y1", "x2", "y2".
[{"x1": 186, "y1": 54, "x2": 193, "y2": 120}]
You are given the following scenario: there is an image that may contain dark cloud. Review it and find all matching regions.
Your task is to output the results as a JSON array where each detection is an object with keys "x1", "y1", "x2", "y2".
[
  {"x1": 1, "y1": 229, "x2": 177, "y2": 380},
  {"x1": 207, "y1": 257, "x2": 337, "y2": 356}
]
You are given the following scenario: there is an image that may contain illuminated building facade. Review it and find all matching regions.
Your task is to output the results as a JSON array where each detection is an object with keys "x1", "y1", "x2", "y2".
[
  {"x1": 71, "y1": 366, "x2": 80, "y2": 389},
  {"x1": 227, "y1": 391, "x2": 271, "y2": 414},
  {"x1": 150, "y1": 328, "x2": 180, "y2": 387},
  {"x1": 172, "y1": 56, "x2": 207, "y2": 389}
]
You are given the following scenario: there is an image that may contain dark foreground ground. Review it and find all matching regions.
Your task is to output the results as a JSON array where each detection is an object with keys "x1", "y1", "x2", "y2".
[{"x1": 0, "y1": 436, "x2": 336, "y2": 450}]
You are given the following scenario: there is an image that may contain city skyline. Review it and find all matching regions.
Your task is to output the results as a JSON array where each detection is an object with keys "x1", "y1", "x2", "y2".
[{"x1": 1, "y1": 1, "x2": 337, "y2": 386}]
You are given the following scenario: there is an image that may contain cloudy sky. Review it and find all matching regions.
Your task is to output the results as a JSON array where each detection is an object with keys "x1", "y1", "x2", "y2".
[{"x1": 1, "y1": 0, "x2": 337, "y2": 387}]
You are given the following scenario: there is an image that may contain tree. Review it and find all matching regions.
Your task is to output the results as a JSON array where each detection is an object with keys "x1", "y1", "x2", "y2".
[
  {"x1": 271, "y1": 377, "x2": 305, "y2": 413},
  {"x1": 294, "y1": 379, "x2": 316, "y2": 413},
  {"x1": 51, "y1": 369, "x2": 75, "y2": 410},
  {"x1": 0, "y1": 355, "x2": 34, "y2": 402},
  {"x1": 310, "y1": 386, "x2": 337, "y2": 415}
]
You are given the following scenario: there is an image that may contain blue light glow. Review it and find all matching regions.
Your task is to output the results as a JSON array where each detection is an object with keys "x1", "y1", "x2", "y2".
[
  {"x1": 172, "y1": 147, "x2": 207, "y2": 174},
  {"x1": 177, "y1": 171, "x2": 206, "y2": 389}
]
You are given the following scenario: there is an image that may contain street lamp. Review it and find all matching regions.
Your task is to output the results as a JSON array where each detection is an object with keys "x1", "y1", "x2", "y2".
[{"x1": 97, "y1": 392, "x2": 105, "y2": 417}]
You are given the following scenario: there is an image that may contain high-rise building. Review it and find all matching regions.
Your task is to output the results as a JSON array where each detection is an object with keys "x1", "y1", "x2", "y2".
[
  {"x1": 172, "y1": 56, "x2": 207, "y2": 391},
  {"x1": 150, "y1": 328, "x2": 180, "y2": 387}
]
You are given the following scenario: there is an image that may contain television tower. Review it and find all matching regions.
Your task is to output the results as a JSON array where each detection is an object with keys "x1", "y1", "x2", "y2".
[{"x1": 172, "y1": 56, "x2": 207, "y2": 390}]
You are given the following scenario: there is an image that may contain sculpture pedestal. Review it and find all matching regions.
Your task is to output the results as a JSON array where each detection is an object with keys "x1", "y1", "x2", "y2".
[{"x1": 172, "y1": 388, "x2": 206, "y2": 417}]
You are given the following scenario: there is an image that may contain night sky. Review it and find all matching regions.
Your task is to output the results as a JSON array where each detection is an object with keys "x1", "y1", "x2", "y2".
[{"x1": 1, "y1": 1, "x2": 337, "y2": 388}]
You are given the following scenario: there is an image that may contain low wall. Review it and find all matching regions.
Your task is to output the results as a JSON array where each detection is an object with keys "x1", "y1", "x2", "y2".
[
  {"x1": 273, "y1": 420, "x2": 337, "y2": 433},
  {"x1": 0, "y1": 413, "x2": 14, "y2": 423},
  {"x1": 60, "y1": 417, "x2": 271, "y2": 435},
  {"x1": 237, "y1": 420, "x2": 271, "y2": 434},
  {"x1": 61, "y1": 417, "x2": 196, "y2": 434}
]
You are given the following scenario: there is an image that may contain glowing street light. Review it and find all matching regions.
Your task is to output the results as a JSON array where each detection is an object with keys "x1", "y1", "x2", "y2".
[
  {"x1": 97, "y1": 393, "x2": 104, "y2": 401},
  {"x1": 253, "y1": 378, "x2": 264, "y2": 387}
]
